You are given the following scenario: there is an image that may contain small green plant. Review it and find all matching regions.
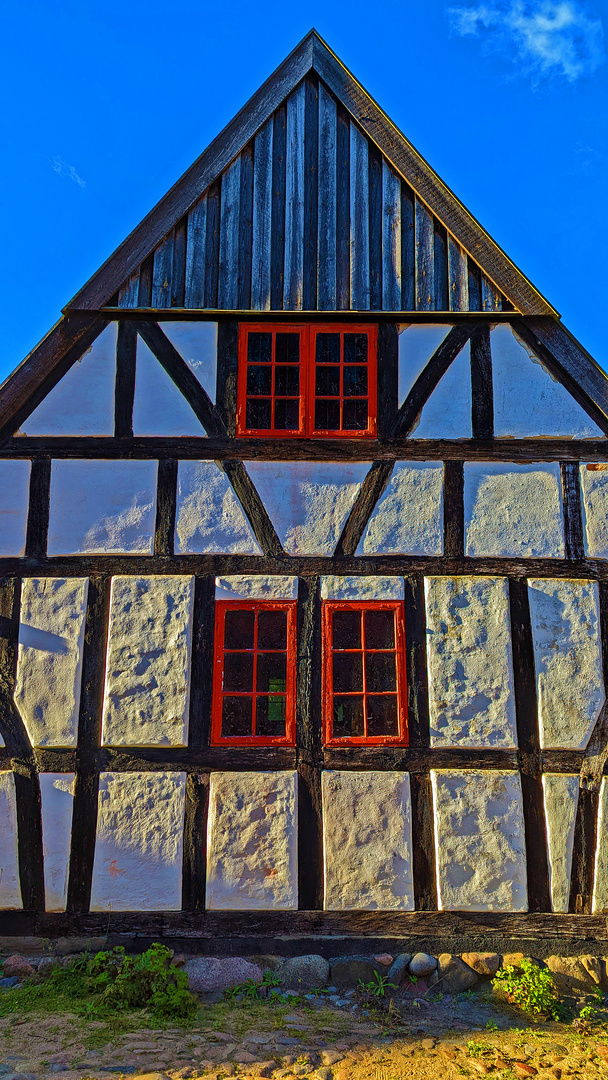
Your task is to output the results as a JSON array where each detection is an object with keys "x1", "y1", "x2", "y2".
[
  {"x1": 592, "y1": 984, "x2": 604, "y2": 1003},
  {"x1": 357, "y1": 970, "x2": 397, "y2": 998},
  {"x1": 466, "y1": 1039, "x2": 486, "y2": 1057},
  {"x1": 485, "y1": 1020, "x2": 499, "y2": 1032},
  {"x1": 223, "y1": 978, "x2": 260, "y2": 1001},
  {"x1": 261, "y1": 970, "x2": 281, "y2": 988},
  {"x1": 492, "y1": 959, "x2": 561, "y2": 1020},
  {"x1": 408, "y1": 974, "x2": 418, "y2": 983},
  {"x1": 579, "y1": 1005, "x2": 599, "y2": 1020}
]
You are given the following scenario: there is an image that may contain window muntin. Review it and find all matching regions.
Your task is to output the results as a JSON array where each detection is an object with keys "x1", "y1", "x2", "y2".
[
  {"x1": 322, "y1": 601, "x2": 408, "y2": 746},
  {"x1": 237, "y1": 324, "x2": 377, "y2": 438},
  {"x1": 211, "y1": 600, "x2": 297, "y2": 745}
]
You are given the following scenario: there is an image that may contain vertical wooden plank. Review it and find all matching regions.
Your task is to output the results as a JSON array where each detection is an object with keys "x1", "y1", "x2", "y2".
[
  {"x1": 0, "y1": 579, "x2": 25, "y2": 755},
  {"x1": 114, "y1": 320, "x2": 137, "y2": 438},
  {"x1": 171, "y1": 216, "x2": 187, "y2": 307},
  {"x1": 25, "y1": 459, "x2": 51, "y2": 559},
  {"x1": 443, "y1": 460, "x2": 464, "y2": 557},
  {"x1": 182, "y1": 772, "x2": 210, "y2": 911},
  {"x1": 468, "y1": 258, "x2": 482, "y2": 310},
  {"x1": 303, "y1": 74, "x2": 319, "y2": 312},
  {"x1": 448, "y1": 236, "x2": 469, "y2": 311},
  {"x1": 317, "y1": 82, "x2": 337, "y2": 310},
  {"x1": 251, "y1": 120, "x2": 273, "y2": 311},
  {"x1": 218, "y1": 156, "x2": 242, "y2": 310},
  {"x1": 154, "y1": 459, "x2": 178, "y2": 557},
  {"x1": 400, "y1": 182, "x2": 415, "y2": 311},
  {"x1": 335, "y1": 103, "x2": 350, "y2": 310},
  {"x1": 188, "y1": 576, "x2": 215, "y2": 749},
  {"x1": 561, "y1": 461, "x2": 585, "y2": 562},
  {"x1": 350, "y1": 123, "x2": 369, "y2": 311},
  {"x1": 433, "y1": 221, "x2": 448, "y2": 311},
  {"x1": 415, "y1": 198, "x2": 434, "y2": 311},
  {"x1": 185, "y1": 195, "x2": 208, "y2": 308},
  {"x1": 296, "y1": 577, "x2": 323, "y2": 910},
  {"x1": 270, "y1": 105, "x2": 287, "y2": 310},
  {"x1": 238, "y1": 143, "x2": 254, "y2": 310},
  {"x1": 377, "y1": 322, "x2": 399, "y2": 435},
  {"x1": 137, "y1": 254, "x2": 153, "y2": 307},
  {"x1": 118, "y1": 271, "x2": 140, "y2": 309},
  {"x1": 204, "y1": 179, "x2": 221, "y2": 309},
  {"x1": 216, "y1": 321, "x2": 239, "y2": 437},
  {"x1": 151, "y1": 230, "x2": 174, "y2": 308},
  {"x1": 382, "y1": 162, "x2": 401, "y2": 311},
  {"x1": 368, "y1": 143, "x2": 382, "y2": 311},
  {"x1": 482, "y1": 275, "x2": 502, "y2": 312},
  {"x1": 284, "y1": 83, "x2": 305, "y2": 310},
  {"x1": 470, "y1": 324, "x2": 493, "y2": 439}
]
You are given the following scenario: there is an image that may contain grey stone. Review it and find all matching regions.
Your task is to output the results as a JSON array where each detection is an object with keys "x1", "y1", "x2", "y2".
[
  {"x1": 313, "y1": 1070, "x2": 333, "y2": 1080},
  {"x1": 276, "y1": 955, "x2": 329, "y2": 991},
  {"x1": 383, "y1": 951, "x2": 411, "y2": 982},
  {"x1": 185, "y1": 956, "x2": 263, "y2": 993},
  {"x1": 330, "y1": 956, "x2": 381, "y2": 988},
  {"x1": 408, "y1": 953, "x2": 437, "y2": 977},
  {"x1": 0, "y1": 978, "x2": 19, "y2": 988},
  {"x1": 545, "y1": 956, "x2": 602, "y2": 992},
  {"x1": 320, "y1": 1052, "x2": 343, "y2": 1066},
  {"x1": 460, "y1": 952, "x2": 501, "y2": 977},
  {"x1": 436, "y1": 954, "x2": 478, "y2": 993}
]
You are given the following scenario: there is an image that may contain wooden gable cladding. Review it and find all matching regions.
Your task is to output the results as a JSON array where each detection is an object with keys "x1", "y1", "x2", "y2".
[{"x1": 115, "y1": 78, "x2": 510, "y2": 315}]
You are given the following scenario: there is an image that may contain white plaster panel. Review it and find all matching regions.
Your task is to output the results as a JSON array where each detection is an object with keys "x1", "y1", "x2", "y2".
[
  {"x1": 0, "y1": 772, "x2": 21, "y2": 909},
  {"x1": 528, "y1": 578, "x2": 604, "y2": 749},
  {"x1": 102, "y1": 576, "x2": 194, "y2": 747},
  {"x1": 542, "y1": 774, "x2": 579, "y2": 913},
  {"x1": 357, "y1": 462, "x2": 443, "y2": 555},
  {"x1": 320, "y1": 576, "x2": 404, "y2": 600},
  {"x1": 246, "y1": 462, "x2": 370, "y2": 555},
  {"x1": 47, "y1": 460, "x2": 157, "y2": 555},
  {"x1": 133, "y1": 338, "x2": 207, "y2": 437},
  {"x1": 580, "y1": 465, "x2": 608, "y2": 559},
  {"x1": 464, "y1": 462, "x2": 564, "y2": 558},
  {"x1": 398, "y1": 324, "x2": 452, "y2": 404},
  {"x1": 40, "y1": 773, "x2": 75, "y2": 912},
  {"x1": 322, "y1": 771, "x2": 414, "y2": 911},
  {"x1": 160, "y1": 322, "x2": 218, "y2": 402},
  {"x1": 431, "y1": 769, "x2": 528, "y2": 912},
  {"x1": 215, "y1": 575, "x2": 298, "y2": 599},
  {"x1": 90, "y1": 771, "x2": 186, "y2": 911},
  {"x1": 206, "y1": 771, "x2": 298, "y2": 910},
  {"x1": 411, "y1": 343, "x2": 472, "y2": 439},
  {"x1": 175, "y1": 461, "x2": 262, "y2": 555},
  {"x1": 425, "y1": 576, "x2": 517, "y2": 748},
  {"x1": 492, "y1": 325, "x2": 603, "y2": 438},
  {"x1": 21, "y1": 324, "x2": 117, "y2": 436},
  {"x1": 0, "y1": 460, "x2": 31, "y2": 557},
  {"x1": 15, "y1": 578, "x2": 88, "y2": 748}
]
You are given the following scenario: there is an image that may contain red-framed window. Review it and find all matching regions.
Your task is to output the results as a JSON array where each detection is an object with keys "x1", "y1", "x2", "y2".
[
  {"x1": 236, "y1": 324, "x2": 377, "y2": 438},
  {"x1": 322, "y1": 601, "x2": 408, "y2": 746},
  {"x1": 211, "y1": 601, "x2": 297, "y2": 746}
]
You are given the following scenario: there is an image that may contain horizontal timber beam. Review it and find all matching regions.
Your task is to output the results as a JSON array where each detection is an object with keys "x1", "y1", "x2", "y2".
[{"x1": 99, "y1": 308, "x2": 520, "y2": 322}]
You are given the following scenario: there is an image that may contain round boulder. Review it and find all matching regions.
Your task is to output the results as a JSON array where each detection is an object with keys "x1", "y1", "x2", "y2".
[
  {"x1": 330, "y1": 955, "x2": 380, "y2": 988},
  {"x1": 276, "y1": 954, "x2": 330, "y2": 991},
  {"x1": 184, "y1": 955, "x2": 262, "y2": 993},
  {"x1": 409, "y1": 953, "x2": 438, "y2": 978}
]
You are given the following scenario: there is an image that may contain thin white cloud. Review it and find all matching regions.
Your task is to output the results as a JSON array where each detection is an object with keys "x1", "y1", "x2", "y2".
[
  {"x1": 447, "y1": 0, "x2": 605, "y2": 82},
  {"x1": 51, "y1": 155, "x2": 86, "y2": 188}
]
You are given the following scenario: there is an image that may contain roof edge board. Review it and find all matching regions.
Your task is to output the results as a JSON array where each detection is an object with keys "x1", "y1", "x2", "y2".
[{"x1": 522, "y1": 317, "x2": 608, "y2": 423}]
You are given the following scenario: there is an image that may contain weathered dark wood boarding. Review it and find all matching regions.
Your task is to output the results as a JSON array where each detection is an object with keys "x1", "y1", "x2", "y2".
[{"x1": 2, "y1": 30, "x2": 608, "y2": 949}]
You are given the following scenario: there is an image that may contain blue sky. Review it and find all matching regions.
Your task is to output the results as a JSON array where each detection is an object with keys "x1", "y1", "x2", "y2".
[{"x1": 1, "y1": 0, "x2": 606, "y2": 382}]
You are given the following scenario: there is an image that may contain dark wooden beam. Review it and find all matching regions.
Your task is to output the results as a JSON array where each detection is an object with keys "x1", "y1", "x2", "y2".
[
  {"x1": 114, "y1": 321, "x2": 137, "y2": 439},
  {"x1": 154, "y1": 459, "x2": 178, "y2": 557},
  {"x1": 470, "y1": 324, "x2": 493, "y2": 439},
  {"x1": 25, "y1": 459, "x2": 51, "y2": 560},
  {"x1": 182, "y1": 772, "x2": 209, "y2": 911},
  {"x1": 561, "y1": 462, "x2": 585, "y2": 562},
  {"x1": 219, "y1": 460, "x2": 283, "y2": 556},
  {"x1": 296, "y1": 577, "x2": 323, "y2": 911},
  {"x1": 443, "y1": 460, "x2": 464, "y2": 558},
  {"x1": 135, "y1": 322, "x2": 227, "y2": 436},
  {"x1": 334, "y1": 461, "x2": 392, "y2": 557},
  {"x1": 391, "y1": 323, "x2": 482, "y2": 437}
]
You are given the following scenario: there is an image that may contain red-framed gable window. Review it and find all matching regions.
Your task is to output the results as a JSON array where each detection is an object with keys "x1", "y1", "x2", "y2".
[
  {"x1": 237, "y1": 324, "x2": 377, "y2": 438},
  {"x1": 322, "y1": 601, "x2": 408, "y2": 747},
  {"x1": 211, "y1": 600, "x2": 297, "y2": 746}
]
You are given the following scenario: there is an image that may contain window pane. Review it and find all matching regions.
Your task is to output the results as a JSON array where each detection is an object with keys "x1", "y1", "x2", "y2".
[
  {"x1": 247, "y1": 332, "x2": 272, "y2": 364},
  {"x1": 365, "y1": 610, "x2": 395, "y2": 650},
  {"x1": 332, "y1": 609, "x2": 362, "y2": 650},
  {"x1": 274, "y1": 399, "x2": 300, "y2": 430},
  {"x1": 316, "y1": 333, "x2": 340, "y2": 364},
  {"x1": 257, "y1": 652, "x2": 287, "y2": 692},
  {"x1": 367, "y1": 695, "x2": 399, "y2": 737},
  {"x1": 246, "y1": 398, "x2": 272, "y2": 430},
  {"x1": 315, "y1": 366, "x2": 340, "y2": 396},
  {"x1": 258, "y1": 609, "x2": 287, "y2": 649},
  {"x1": 366, "y1": 652, "x2": 397, "y2": 693},
  {"x1": 342, "y1": 399, "x2": 368, "y2": 430},
  {"x1": 333, "y1": 695, "x2": 364, "y2": 737},
  {"x1": 343, "y1": 366, "x2": 368, "y2": 397},
  {"x1": 275, "y1": 366, "x2": 299, "y2": 396},
  {"x1": 276, "y1": 333, "x2": 299, "y2": 364},
  {"x1": 315, "y1": 399, "x2": 340, "y2": 430},
  {"x1": 222, "y1": 696, "x2": 253, "y2": 737},
  {"x1": 344, "y1": 333, "x2": 368, "y2": 364},
  {"x1": 224, "y1": 609, "x2": 255, "y2": 649},
  {"x1": 223, "y1": 652, "x2": 254, "y2": 692},
  {"x1": 333, "y1": 653, "x2": 363, "y2": 693},
  {"x1": 256, "y1": 695, "x2": 287, "y2": 737},
  {"x1": 246, "y1": 365, "x2": 272, "y2": 396}
]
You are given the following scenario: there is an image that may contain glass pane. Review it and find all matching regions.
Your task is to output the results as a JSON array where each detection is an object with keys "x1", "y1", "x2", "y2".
[
  {"x1": 316, "y1": 333, "x2": 341, "y2": 364},
  {"x1": 258, "y1": 609, "x2": 287, "y2": 649},
  {"x1": 343, "y1": 366, "x2": 368, "y2": 397},
  {"x1": 222, "y1": 696, "x2": 253, "y2": 737},
  {"x1": 366, "y1": 652, "x2": 397, "y2": 693},
  {"x1": 256, "y1": 695, "x2": 287, "y2": 737},
  {"x1": 333, "y1": 695, "x2": 364, "y2": 737},
  {"x1": 246, "y1": 398, "x2": 272, "y2": 430},
  {"x1": 257, "y1": 652, "x2": 287, "y2": 692},
  {"x1": 315, "y1": 366, "x2": 340, "y2": 396},
  {"x1": 342, "y1": 399, "x2": 368, "y2": 430},
  {"x1": 247, "y1": 332, "x2": 272, "y2": 364},
  {"x1": 344, "y1": 333, "x2": 368, "y2": 364},
  {"x1": 367, "y1": 695, "x2": 399, "y2": 737},
  {"x1": 333, "y1": 653, "x2": 363, "y2": 693},
  {"x1": 223, "y1": 653, "x2": 254, "y2": 692},
  {"x1": 275, "y1": 366, "x2": 299, "y2": 396},
  {"x1": 365, "y1": 610, "x2": 395, "y2": 650},
  {"x1": 224, "y1": 609, "x2": 255, "y2": 650},
  {"x1": 246, "y1": 365, "x2": 272, "y2": 395},
  {"x1": 332, "y1": 609, "x2": 362, "y2": 650},
  {"x1": 274, "y1": 399, "x2": 299, "y2": 430},
  {"x1": 276, "y1": 333, "x2": 300, "y2": 364},
  {"x1": 315, "y1": 399, "x2": 340, "y2": 431}
]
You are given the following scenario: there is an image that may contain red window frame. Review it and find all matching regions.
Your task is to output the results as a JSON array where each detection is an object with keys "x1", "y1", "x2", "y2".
[
  {"x1": 322, "y1": 600, "x2": 408, "y2": 747},
  {"x1": 211, "y1": 600, "x2": 297, "y2": 746},
  {"x1": 236, "y1": 323, "x2": 378, "y2": 438}
]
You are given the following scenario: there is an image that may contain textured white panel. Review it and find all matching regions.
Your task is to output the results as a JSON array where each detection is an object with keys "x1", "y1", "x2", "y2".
[
  {"x1": 464, "y1": 462, "x2": 564, "y2": 558},
  {"x1": 542, "y1": 774, "x2": 579, "y2": 913},
  {"x1": 246, "y1": 462, "x2": 370, "y2": 555},
  {"x1": 0, "y1": 772, "x2": 21, "y2": 909},
  {"x1": 492, "y1": 325, "x2": 603, "y2": 438},
  {"x1": 215, "y1": 575, "x2": 298, "y2": 599},
  {"x1": 40, "y1": 773, "x2": 75, "y2": 912},
  {"x1": 21, "y1": 324, "x2": 117, "y2": 436},
  {"x1": 358, "y1": 462, "x2": 443, "y2": 555},
  {"x1": 320, "y1": 576, "x2": 404, "y2": 600},
  {"x1": 133, "y1": 338, "x2": 207, "y2": 436},
  {"x1": 90, "y1": 772, "x2": 186, "y2": 911},
  {"x1": 425, "y1": 576, "x2": 517, "y2": 748},
  {"x1": 529, "y1": 578, "x2": 604, "y2": 749},
  {"x1": 593, "y1": 777, "x2": 608, "y2": 912},
  {"x1": 160, "y1": 321, "x2": 218, "y2": 402},
  {"x1": 102, "y1": 576, "x2": 194, "y2": 747},
  {"x1": 397, "y1": 324, "x2": 452, "y2": 404},
  {"x1": 322, "y1": 771, "x2": 414, "y2": 911},
  {"x1": 411, "y1": 343, "x2": 472, "y2": 439},
  {"x1": 48, "y1": 460, "x2": 157, "y2": 555},
  {"x1": 15, "y1": 578, "x2": 88, "y2": 748},
  {"x1": 431, "y1": 770, "x2": 527, "y2": 912},
  {"x1": 581, "y1": 465, "x2": 608, "y2": 559},
  {"x1": 0, "y1": 460, "x2": 31, "y2": 557},
  {"x1": 175, "y1": 461, "x2": 262, "y2": 555},
  {"x1": 206, "y1": 771, "x2": 298, "y2": 910}
]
